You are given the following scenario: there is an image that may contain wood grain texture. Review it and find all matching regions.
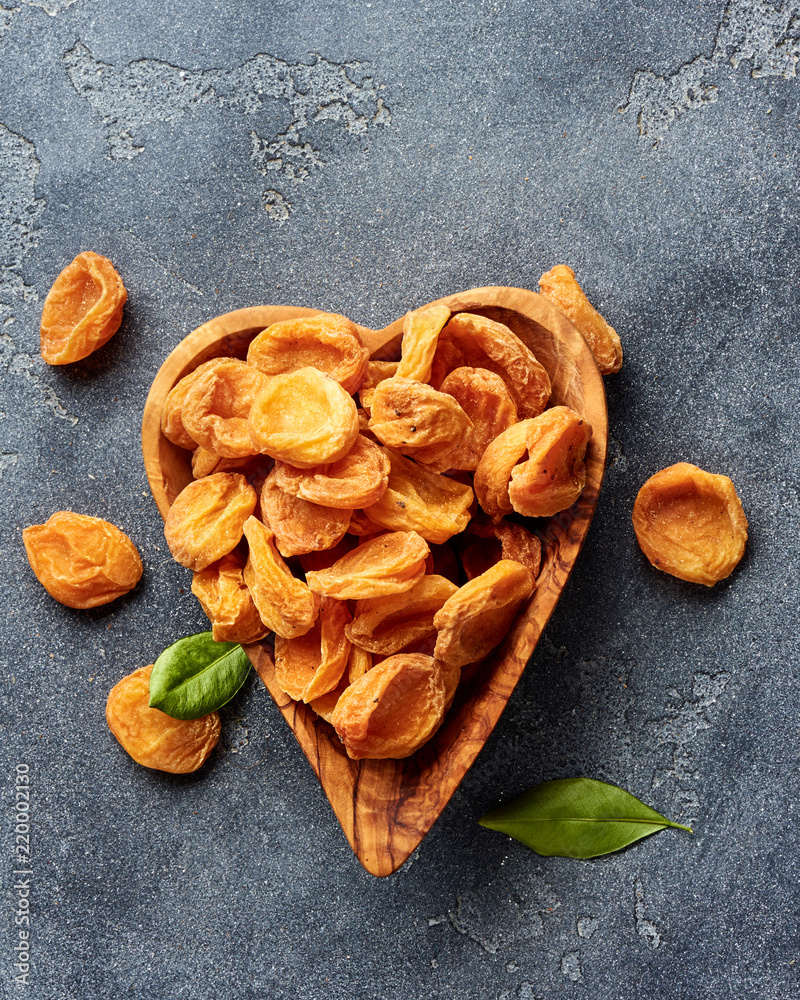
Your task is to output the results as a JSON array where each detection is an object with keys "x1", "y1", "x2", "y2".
[{"x1": 141, "y1": 288, "x2": 608, "y2": 876}]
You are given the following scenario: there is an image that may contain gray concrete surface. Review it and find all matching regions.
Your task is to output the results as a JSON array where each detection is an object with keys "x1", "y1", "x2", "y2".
[{"x1": 1, "y1": 1, "x2": 799, "y2": 997}]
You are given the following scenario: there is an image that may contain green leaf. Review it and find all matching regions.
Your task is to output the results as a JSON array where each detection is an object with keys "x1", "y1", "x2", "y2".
[
  {"x1": 479, "y1": 777, "x2": 692, "y2": 859},
  {"x1": 149, "y1": 631, "x2": 252, "y2": 720}
]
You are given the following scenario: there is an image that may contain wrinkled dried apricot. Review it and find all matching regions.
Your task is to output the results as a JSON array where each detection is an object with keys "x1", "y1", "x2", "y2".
[
  {"x1": 161, "y1": 358, "x2": 230, "y2": 451},
  {"x1": 331, "y1": 653, "x2": 448, "y2": 759},
  {"x1": 248, "y1": 367, "x2": 359, "y2": 468},
  {"x1": 273, "y1": 435, "x2": 390, "y2": 509},
  {"x1": 539, "y1": 264, "x2": 622, "y2": 375},
  {"x1": 106, "y1": 665, "x2": 220, "y2": 773},
  {"x1": 395, "y1": 304, "x2": 451, "y2": 383},
  {"x1": 247, "y1": 313, "x2": 369, "y2": 394},
  {"x1": 182, "y1": 358, "x2": 266, "y2": 458},
  {"x1": 40, "y1": 251, "x2": 127, "y2": 365},
  {"x1": 260, "y1": 469, "x2": 351, "y2": 558},
  {"x1": 274, "y1": 597, "x2": 352, "y2": 702},
  {"x1": 364, "y1": 450, "x2": 474, "y2": 544},
  {"x1": 473, "y1": 420, "x2": 531, "y2": 521},
  {"x1": 431, "y1": 312, "x2": 551, "y2": 418},
  {"x1": 191, "y1": 553, "x2": 268, "y2": 644},
  {"x1": 508, "y1": 406, "x2": 592, "y2": 518},
  {"x1": 305, "y1": 530, "x2": 429, "y2": 599},
  {"x1": 438, "y1": 367, "x2": 519, "y2": 471},
  {"x1": 369, "y1": 377, "x2": 473, "y2": 466},
  {"x1": 191, "y1": 447, "x2": 258, "y2": 479},
  {"x1": 433, "y1": 560, "x2": 535, "y2": 667},
  {"x1": 242, "y1": 516, "x2": 320, "y2": 638},
  {"x1": 23, "y1": 511, "x2": 142, "y2": 609},
  {"x1": 632, "y1": 462, "x2": 748, "y2": 586},
  {"x1": 359, "y1": 360, "x2": 399, "y2": 409},
  {"x1": 459, "y1": 515, "x2": 542, "y2": 581},
  {"x1": 164, "y1": 473, "x2": 256, "y2": 571},
  {"x1": 346, "y1": 574, "x2": 458, "y2": 656}
]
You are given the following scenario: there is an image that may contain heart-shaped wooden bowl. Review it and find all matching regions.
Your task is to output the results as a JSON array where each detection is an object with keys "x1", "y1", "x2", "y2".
[{"x1": 141, "y1": 286, "x2": 608, "y2": 876}]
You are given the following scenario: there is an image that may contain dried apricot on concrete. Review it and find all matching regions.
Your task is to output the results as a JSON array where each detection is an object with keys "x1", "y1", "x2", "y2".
[
  {"x1": 459, "y1": 515, "x2": 542, "y2": 581},
  {"x1": 191, "y1": 553, "x2": 268, "y2": 644},
  {"x1": 248, "y1": 366, "x2": 359, "y2": 468},
  {"x1": 23, "y1": 511, "x2": 142, "y2": 609},
  {"x1": 182, "y1": 358, "x2": 266, "y2": 458},
  {"x1": 106, "y1": 665, "x2": 219, "y2": 773},
  {"x1": 247, "y1": 313, "x2": 369, "y2": 395},
  {"x1": 346, "y1": 574, "x2": 458, "y2": 656},
  {"x1": 161, "y1": 358, "x2": 230, "y2": 451},
  {"x1": 369, "y1": 377, "x2": 473, "y2": 466},
  {"x1": 260, "y1": 469, "x2": 351, "y2": 558},
  {"x1": 431, "y1": 313, "x2": 551, "y2": 418},
  {"x1": 632, "y1": 462, "x2": 748, "y2": 586},
  {"x1": 395, "y1": 304, "x2": 451, "y2": 383},
  {"x1": 473, "y1": 420, "x2": 532, "y2": 521},
  {"x1": 331, "y1": 653, "x2": 448, "y2": 759},
  {"x1": 273, "y1": 435, "x2": 390, "y2": 509},
  {"x1": 539, "y1": 264, "x2": 622, "y2": 375},
  {"x1": 364, "y1": 450, "x2": 474, "y2": 544},
  {"x1": 305, "y1": 530, "x2": 429, "y2": 599},
  {"x1": 508, "y1": 405, "x2": 592, "y2": 518},
  {"x1": 242, "y1": 516, "x2": 320, "y2": 638},
  {"x1": 274, "y1": 597, "x2": 352, "y2": 702},
  {"x1": 438, "y1": 366, "x2": 519, "y2": 471},
  {"x1": 40, "y1": 251, "x2": 127, "y2": 365},
  {"x1": 164, "y1": 473, "x2": 256, "y2": 571},
  {"x1": 433, "y1": 559, "x2": 535, "y2": 667}
]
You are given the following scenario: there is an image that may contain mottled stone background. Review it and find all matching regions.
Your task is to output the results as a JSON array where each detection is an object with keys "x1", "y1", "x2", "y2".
[{"x1": 1, "y1": 1, "x2": 799, "y2": 998}]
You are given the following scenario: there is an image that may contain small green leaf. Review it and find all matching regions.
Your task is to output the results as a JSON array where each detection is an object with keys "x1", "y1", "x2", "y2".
[
  {"x1": 149, "y1": 631, "x2": 251, "y2": 720},
  {"x1": 479, "y1": 777, "x2": 692, "y2": 859}
]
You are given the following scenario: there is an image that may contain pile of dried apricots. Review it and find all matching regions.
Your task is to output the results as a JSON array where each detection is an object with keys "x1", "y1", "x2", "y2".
[{"x1": 22, "y1": 254, "x2": 749, "y2": 775}]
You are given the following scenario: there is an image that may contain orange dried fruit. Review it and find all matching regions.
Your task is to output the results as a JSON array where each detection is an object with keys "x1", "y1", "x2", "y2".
[
  {"x1": 182, "y1": 358, "x2": 266, "y2": 458},
  {"x1": 273, "y1": 435, "x2": 390, "y2": 509},
  {"x1": 191, "y1": 553, "x2": 268, "y2": 644},
  {"x1": 305, "y1": 530, "x2": 429, "y2": 599},
  {"x1": 331, "y1": 653, "x2": 449, "y2": 759},
  {"x1": 23, "y1": 511, "x2": 143, "y2": 609},
  {"x1": 106, "y1": 665, "x2": 220, "y2": 773},
  {"x1": 274, "y1": 597, "x2": 352, "y2": 702},
  {"x1": 473, "y1": 419, "x2": 531, "y2": 521},
  {"x1": 164, "y1": 473, "x2": 256, "y2": 571},
  {"x1": 359, "y1": 360, "x2": 399, "y2": 409},
  {"x1": 242, "y1": 516, "x2": 319, "y2": 638},
  {"x1": 539, "y1": 264, "x2": 623, "y2": 375},
  {"x1": 347, "y1": 644, "x2": 373, "y2": 684},
  {"x1": 247, "y1": 312, "x2": 369, "y2": 394},
  {"x1": 161, "y1": 358, "x2": 230, "y2": 451},
  {"x1": 632, "y1": 462, "x2": 748, "y2": 586},
  {"x1": 260, "y1": 470, "x2": 351, "y2": 558},
  {"x1": 307, "y1": 671, "x2": 351, "y2": 723},
  {"x1": 395, "y1": 304, "x2": 451, "y2": 383},
  {"x1": 248, "y1": 366, "x2": 359, "y2": 468},
  {"x1": 430, "y1": 312, "x2": 551, "y2": 418},
  {"x1": 508, "y1": 405, "x2": 592, "y2": 518},
  {"x1": 190, "y1": 447, "x2": 259, "y2": 480},
  {"x1": 459, "y1": 515, "x2": 542, "y2": 581},
  {"x1": 346, "y1": 574, "x2": 458, "y2": 656},
  {"x1": 363, "y1": 449, "x2": 474, "y2": 544},
  {"x1": 369, "y1": 377, "x2": 473, "y2": 466},
  {"x1": 40, "y1": 251, "x2": 127, "y2": 365},
  {"x1": 433, "y1": 559, "x2": 535, "y2": 667},
  {"x1": 437, "y1": 367, "x2": 518, "y2": 471}
]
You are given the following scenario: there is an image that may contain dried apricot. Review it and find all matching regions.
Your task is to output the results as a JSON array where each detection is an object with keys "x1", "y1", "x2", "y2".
[
  {"x1": 331, "y1": 653, "x2": 448, "y2": 759},
  {"x1": 248, "y1": 367, "x2": 359, "y2": 468},
  {"x1": 539, "y1": 264, "x2": 622, "y2": 375},
  {"x1": 106, "y1": 665, "x2": 220, "y2": 773},
  {"x1": 438, "y1": 366, "x2": 519, "y2": 471},
  {"x1": 182, "y1": 358, "x2": 266, "y2": 458},
  {"x1": 274, "y1": 597, "x2": 352, "y2": 702},
  {"x1": 273, "y1": 435, "x2": 390, "y2": 509},
  {"x1": 395, "y1": 304, "x2": 451, "y2": 383},
  {"x1": 164, "y1": 473, "x2": 256, "y2": 571},
  {"x1": 431, "y1": 312, "x2": 551, "y2": 418},
  {"x1": 161, "y1": 358, "x2": 230, "y2": 451},
  {"x1": 247, "y1": 313, "x2": 369, "y2": 394},
  {"x1": 242, "y1": 516, "x2": 320, "y2": 638},
  {"x1": 458, "y1": 515, "x2": 542, "y2": 580},
  {"x1": 346, "y1": 574, "x2": 458, "y2": 656},
  {"x1": 260, "y1": 469, "x2": 351, "y2": 558},
  {"x1": 305, "y1": 530, "x2": 429, "y2": 599},
  {"x1": 191, "y1": 553, "x2": 268, "y2": 644},
  {"x1": 473, "y1": 420, "x2": 531, "y2": 521},
  {"x1": 632, "y1": 462, "x2": 748, "y2": 586},
  {"x1": 23, "y1": 511, "x2": 142, "y2": 609},
  {"x1": 191, "y1": 447, "x2": 259, "y2": 479},
  {"x1": 359, "y1": 360, "x2": 399, "y2": 409},
  {"x1": 363, "y1": 449, "x2": 474, "y2": 544},
  {"x1": 433, "y1": 560, "x2": 535, "y2": 667},
  {"x1": 40, "y1": 251, "x2": 127, "y2": 365}
]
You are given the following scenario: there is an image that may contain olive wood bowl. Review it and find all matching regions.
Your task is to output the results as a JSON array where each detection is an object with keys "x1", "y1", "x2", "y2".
[{"x1": 141, "y1": 286, "x2": 608, "y2": 876}]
